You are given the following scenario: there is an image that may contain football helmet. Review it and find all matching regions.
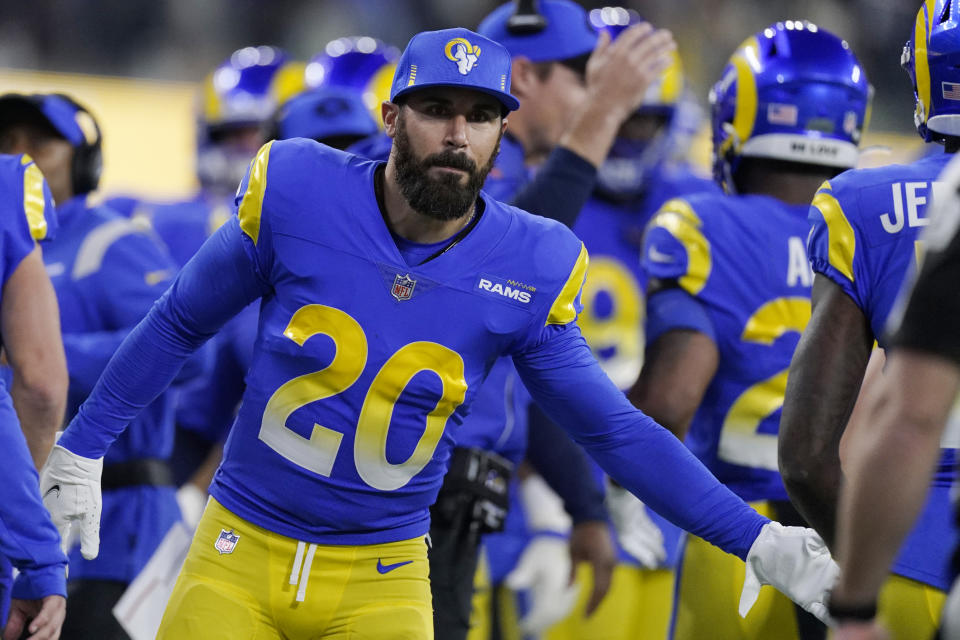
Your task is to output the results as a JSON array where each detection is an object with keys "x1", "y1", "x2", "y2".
[
  {"x1": 903, "y1": 0, "x2": 960, "y2": 142},
  {"x1": 197, "y1": 46, "x2": 302, "y2": 193},
  {"x1": 710, "y1": 21, "x2": 871, "y2": 191},
  {"x1": 589, "y1": 7, "x2": 695, "y2": 200}
]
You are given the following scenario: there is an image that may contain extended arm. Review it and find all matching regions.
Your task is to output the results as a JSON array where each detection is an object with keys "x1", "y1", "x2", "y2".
[
  {"x1": 515, "y1": 324, "x2": 766, "y2": 558},
  {"x1": 1, "y1": 246, "x2": 67, "y2": 468},
  {"x1": 779, "y1": 275, "x2": 872, "y2": 547}
]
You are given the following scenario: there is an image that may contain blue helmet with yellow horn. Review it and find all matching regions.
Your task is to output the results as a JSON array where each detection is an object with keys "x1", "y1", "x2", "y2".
[
  {"x1": 197, "y1": 46, "x2": 303, "y2": 194},
  {"x1": 903, "y1": 0, "x2": 960, "y2": 143},
  {"x1": 710, "y1": 21, "x2": 871, "y2": 191}
]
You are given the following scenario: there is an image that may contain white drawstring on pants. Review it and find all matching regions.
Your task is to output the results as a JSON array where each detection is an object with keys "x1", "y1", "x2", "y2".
[{"x1": 289, "y1": 540, "x2": 318, "y2": 602}]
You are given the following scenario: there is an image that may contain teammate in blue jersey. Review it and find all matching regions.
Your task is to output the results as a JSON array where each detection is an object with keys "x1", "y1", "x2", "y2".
[
  {"x1": 828, "y1": 154, "x2": 960, "y2": 640},
  {"x1": 0, "y1": 92, "x2": 198, "y2": 640},
  {"x1": 780, "y1": 3, "x2": 960, "y2": 637},
  {"x1": 0, "y1": 153, "x2": 67, "y2": 640},
  {"x1": 535, "y1": 10, "x2": 720, "y2": 640},
  {"x1": 39, "y1": 27, "x2": 837, "y2": 640},
  {"x1": 630, "y1": 21, "x2": 871, "y2": 640},
  {"x1": 465, "y1": 5, "x2": 687, "y2": 632},
  {"x1": 112, "y1": 48, "x2": 306, "y2": 524}
]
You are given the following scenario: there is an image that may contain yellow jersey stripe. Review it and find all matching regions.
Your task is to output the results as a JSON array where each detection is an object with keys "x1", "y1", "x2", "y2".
[
  {"x1": 649, "y1": 198, "x2": 712, "y2": 296},
  {"x1": 238, "y1": 141, "x2": 274, "y2": 245},
  {"x1": 21, "y1": 156, "x2": 48, "y2": 241},
  {"x1": 546, "y1": 243, "x2": 589, "y2": 326},
  {"x1": 811, "y1": 183, "x2": 856, "y2": 283}
]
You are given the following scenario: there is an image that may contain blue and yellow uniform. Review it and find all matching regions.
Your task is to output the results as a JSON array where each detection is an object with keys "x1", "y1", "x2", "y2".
[
  {"x1": 543, "y1": 167, "x2": 718, "y2": 640},
  {"x1": 58, "y1": 140, "x2": 770, "y2": 639},
  {"x1": 42, "y1": 195, "x2": 186, "y2": 584},
  {"x1": 107, "y1": 192, "x2": 252, "y2": 482},
  {"x1": 807, "y1": 151, "x2": 958, "y2": 633},
  {"x1": 0, "y1": 154, "x2": 65, "y2": 627},
  {"x1": 127, "y1": 195, "x2": 233, "y2": 269},
  {"x1": 643, "y1": 192, "x2": 814, "y2": 639}
]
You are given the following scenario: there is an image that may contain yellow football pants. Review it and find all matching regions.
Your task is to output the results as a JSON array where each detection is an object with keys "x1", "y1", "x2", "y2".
[
  {"x1": 157, "y1": 498, "x2": 433, "y2": 640},
  {"x1": 871, "y1": 574, "x2": 944, "y2": 640},
  {"x1": 671, "y1": 502, "x2": 801, "y2": 640},
  {"x1": 545, "y1": 563, "x2": 674, "y2": 640}
]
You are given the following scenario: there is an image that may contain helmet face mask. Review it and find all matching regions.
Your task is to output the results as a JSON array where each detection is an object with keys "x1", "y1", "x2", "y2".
[
  {"x1": 197, "y1": 46, "x2": 299, "y2": 194},
  {"x1": 710, "y1": 21, "x2": 871, "y2": 192},
  {"x1": 904, "y1": 0, "x2": 960, "y2": 143}
]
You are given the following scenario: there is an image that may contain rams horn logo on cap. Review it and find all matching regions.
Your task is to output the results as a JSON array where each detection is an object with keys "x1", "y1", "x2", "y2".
[{"x1": 444, "y1": 38, "x2": 480, "y2": 76}]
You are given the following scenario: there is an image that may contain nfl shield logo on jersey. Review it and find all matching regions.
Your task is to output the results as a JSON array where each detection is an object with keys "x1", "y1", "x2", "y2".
[
  {"x1": 215, "y1": 529, "x2": 239, "y2": 555},
  {"x1": 391, "y1": 273, "x2": 416, "y2": 301}
]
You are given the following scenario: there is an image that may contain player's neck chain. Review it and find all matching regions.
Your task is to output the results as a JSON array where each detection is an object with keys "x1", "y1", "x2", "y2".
[{"x1": 375, "y1": 164, "x2": 484, "y2": 266}]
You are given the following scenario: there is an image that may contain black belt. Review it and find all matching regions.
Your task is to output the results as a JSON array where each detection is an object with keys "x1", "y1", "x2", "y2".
[{"x1": 101, "y1": 458, "x2": 174, "y2": 491}]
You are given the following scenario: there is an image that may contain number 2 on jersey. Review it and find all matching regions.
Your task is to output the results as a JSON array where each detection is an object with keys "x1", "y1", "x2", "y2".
[
  {"x1": 259, "y1": 304, "x2": 467, "y2": 491},
  {"x1": 718, "y1": 297, "x2": 810, "y2": 471}
]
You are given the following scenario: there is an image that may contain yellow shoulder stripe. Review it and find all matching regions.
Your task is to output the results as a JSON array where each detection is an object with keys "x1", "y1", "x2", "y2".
[
  {"x1": 648, "y1": 198, "x2": 712, "y2": 295},
  {"x1": 238, "y1": 141, "x2": 274, "y2": 245},
  {"x1": 811, "y1": 182, "x2": 856, "y2": 283},
  {"x1": 546, "y1": 243, "x2": 589, "y2": 326},
  {"x1": 21, "y1": 156, "x2": 49, "y2": 241}
]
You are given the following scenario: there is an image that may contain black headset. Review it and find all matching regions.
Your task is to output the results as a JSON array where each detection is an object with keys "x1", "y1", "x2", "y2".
[
  {"x1": 50, "y1": 94, "x2": 103, "y2": 195},
  {"x1": 506, "y1": 0, "x2": 549, "y2": 34}
]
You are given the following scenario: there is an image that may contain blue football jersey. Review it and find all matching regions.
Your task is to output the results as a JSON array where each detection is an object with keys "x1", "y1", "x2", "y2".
[
  {"x1": 0, "y1": 154, "x2": 66, "y2": 606},
  {"x1": 0, "y1": 154, "x2": 56, "y2": 258},
  {"x1": 643, "y1": 193, "x2": 814, "y2": 503},
  {"x1": 211, "y1": 139, "x2": 589, "y2": 545},
  {"x1": 43, "y1": 196, "x2": 182, "y2": 582},
  {"x1": 807, "y1": 151, "x2": 958, "y2": 590},
  {"x1": 575, "y1": 170, "x2": 716, "y2": 569},
  {"x1": 576, "y1": 168, "x2": 718, "y2": 388},
  {"x1": 807, "y1": 153, "x2": 952, "y2": 346}
]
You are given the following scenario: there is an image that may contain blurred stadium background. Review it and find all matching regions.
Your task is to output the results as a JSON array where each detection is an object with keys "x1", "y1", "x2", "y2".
[{"x1": 0, "y1": 0, "x2": 930, "y2": 199}]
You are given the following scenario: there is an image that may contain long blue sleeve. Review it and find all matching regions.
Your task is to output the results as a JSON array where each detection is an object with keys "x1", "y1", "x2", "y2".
[
  {"x1": 513, "y1": 323, "x2": 768, "y2": 559},
  {"x1": 526, "y1": 402, "x2": 608, "y2": 523},
  {"x1": 59, "y1": 218, "x2": 269, "y2": 459},
  {"x1": 511, "y1": 147, "x2": 597, "y2": 228}
]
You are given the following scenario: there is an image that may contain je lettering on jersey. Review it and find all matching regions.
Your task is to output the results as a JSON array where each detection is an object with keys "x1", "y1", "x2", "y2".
[{"x1": 880, "y1": 181, "x2": 948, "y2": 233}]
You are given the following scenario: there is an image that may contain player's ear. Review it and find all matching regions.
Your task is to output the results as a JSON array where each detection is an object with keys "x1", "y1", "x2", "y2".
[
  {"x1": 508, "y1": 57, "x2": 537, "y2": 99},
  {"x1": 383, "y1": 101, "x2": 401, "y2": 138}
]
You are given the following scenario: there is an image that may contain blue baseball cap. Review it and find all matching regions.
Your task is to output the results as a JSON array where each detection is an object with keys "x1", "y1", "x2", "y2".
[
  {"x1": 390, "y1": 28, "x2": 520, "y2": 112},
  {"x1": 274, "y1": 87, "x2": 378, "y2": 143},
  {"x1": 478, "y1": 0, "x2": 598, "y2": 63},
  {"x1": 0, "y1": 93, "x2": 100, "y2": 148}
]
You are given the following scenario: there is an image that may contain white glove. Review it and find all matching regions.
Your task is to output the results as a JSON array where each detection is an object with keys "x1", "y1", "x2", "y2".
[
  {"x1": 739, "y1": 522, "x2": 838, "y2": 623},
  {"x1": 39, "y1": 444, "x2": 103, "y2": 560},
  {"x1": 605, "y1": 480, "x2": 666, "y2": 569},
  {"x1": 506, "y1": 535, "x2": 580, "y2": 634},
  {"x1": 175, "y1": 483, "x2": 207, "y2": 530}
]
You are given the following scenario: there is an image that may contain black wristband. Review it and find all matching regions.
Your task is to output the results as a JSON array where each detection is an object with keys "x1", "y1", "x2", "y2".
[{"x1": 827, "y1": 598, "x2": 878, "y2": 622}]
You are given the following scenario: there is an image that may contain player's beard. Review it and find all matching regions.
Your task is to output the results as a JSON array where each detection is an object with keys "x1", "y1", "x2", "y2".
[{"x1": 393, "y1": 114, "x2": 500, "y2": 221}]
